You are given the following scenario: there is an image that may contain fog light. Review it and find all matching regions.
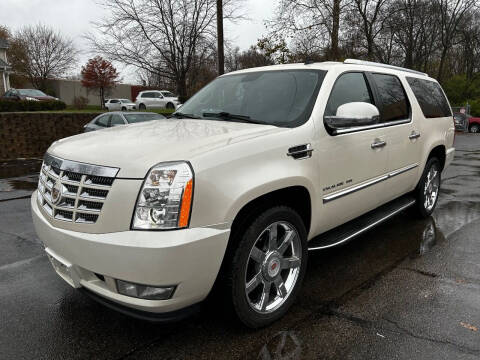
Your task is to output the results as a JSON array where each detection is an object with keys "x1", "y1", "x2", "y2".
[{"x1": 116, "y1": 280, "x2": 175, "y2": 300}]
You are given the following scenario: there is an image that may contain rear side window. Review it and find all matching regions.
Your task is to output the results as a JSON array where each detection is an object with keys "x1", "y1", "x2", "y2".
[
  {"x1": 141, "y1": 92, "x2": 153, "y2": 98},
  {"x1": 95, "y1": 115, "x2": 110, "y2": 127},
  {"x1": 110, "y1": 114, "x2": 125, "y2": 126},
  {"x1": 125, "y1": 113, "x2": 166, "y2": 123},
  {"x1": 324, "y1": 72, "x2": 373, "y2": 116},
  {"x1": 406, "y1": 77, "x2": 451, "y2": 118},
  {"x1": 371, "y1": 74, "x2": 409, "y2": 122}
]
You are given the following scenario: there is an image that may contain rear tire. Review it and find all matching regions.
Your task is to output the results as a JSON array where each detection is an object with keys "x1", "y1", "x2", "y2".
[
  {"x1": 413, "y1": 157, "x2": 441, "y2": 218},
  {"x1": 470, "y1": 124, "x2": 480, "y2": 133},
  {"x1": 226, "y1": 206, "x2": 308, "y2": 328},
  {"x1": 139, "y1": 103, "x2": 146, "y2": 110}
]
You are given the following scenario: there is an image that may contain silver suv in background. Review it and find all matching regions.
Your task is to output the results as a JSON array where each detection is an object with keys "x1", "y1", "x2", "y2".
[{"x1": 135, "y1": 90, "x2": 181, "y2": 110}]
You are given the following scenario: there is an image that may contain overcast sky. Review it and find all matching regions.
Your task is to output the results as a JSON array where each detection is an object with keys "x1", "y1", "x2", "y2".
[{"x1": 0, "y1": 0, "x2": 276, "y2": 83}]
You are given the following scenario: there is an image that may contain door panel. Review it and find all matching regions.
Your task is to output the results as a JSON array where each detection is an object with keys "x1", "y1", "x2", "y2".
[
  {"x1": 316, "y1": 71, "x2": 389, "y2": 232},
  {"x1": 318, "y1": 129, "x2": 388, "y2": 231},
  {"x1": 370, "y1": 73, "x2": 421, "y2": 199}
]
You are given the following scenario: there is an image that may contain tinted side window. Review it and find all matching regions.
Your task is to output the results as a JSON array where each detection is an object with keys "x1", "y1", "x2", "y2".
[
  {"x1": 110, "y1": 114, "x2": 125, "y2": 126},
  {"x1": 406, "y1": 77, "x2": 452, "y2": 118},
  {"x1": 95, "y1": 115, "x2": 110, "y2": 127},
  {"x1": 371, "y1": 74, "x2": 409, "y2": 122},
  {"x1": 110, "y1": 99, "x2": 119, "y2": 103},
  {"x1": 141, "y1": 92, "x2": 152, "y2": 98},
  {"x1": 325, "y1": 72, "x2": 373, "y2": 117}
]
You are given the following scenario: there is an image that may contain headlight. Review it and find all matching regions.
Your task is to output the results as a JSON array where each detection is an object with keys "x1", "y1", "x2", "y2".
[
  {"x1": 132, "y1": 161, "x2": 194, "y2": 230},
  {"x1": 25, "y1": 97, "x2": 40, "y2": 101}
]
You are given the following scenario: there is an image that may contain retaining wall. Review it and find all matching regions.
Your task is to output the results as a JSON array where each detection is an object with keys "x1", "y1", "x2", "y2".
[{"x1": 0, "y1": 112, "x2": 100, "y2": 160}]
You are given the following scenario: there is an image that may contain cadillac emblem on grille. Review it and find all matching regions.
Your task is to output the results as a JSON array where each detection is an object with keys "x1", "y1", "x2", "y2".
[{"x1": 51, "y1": 180, "x2": 63, "y2": 205}]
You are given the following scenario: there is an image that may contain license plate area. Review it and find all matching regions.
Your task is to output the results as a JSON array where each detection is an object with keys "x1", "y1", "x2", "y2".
[{"x1": 45, "y1": 249, "x2": 80, "y2": 288}]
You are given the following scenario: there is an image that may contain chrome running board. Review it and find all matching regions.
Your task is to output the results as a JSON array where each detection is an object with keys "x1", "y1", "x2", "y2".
[{"x1": 308, "y1": 194, "x2": 416, "y2": 251}]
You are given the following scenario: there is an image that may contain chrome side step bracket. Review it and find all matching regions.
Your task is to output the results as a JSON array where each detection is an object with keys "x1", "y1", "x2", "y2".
[{"x1": 308, "y1": 195, "x2": 416, "y2": 251}]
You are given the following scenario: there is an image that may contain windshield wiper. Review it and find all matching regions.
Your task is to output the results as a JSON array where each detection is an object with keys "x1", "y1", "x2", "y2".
[
  {"x1": 170, "y1": 112, "x2": 200, "y2": 119},
  {"x1": 202, "y1": 112, "x2": 268, "y2": 125}
]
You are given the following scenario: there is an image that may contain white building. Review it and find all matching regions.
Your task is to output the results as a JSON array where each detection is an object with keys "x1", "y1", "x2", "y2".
[{"x1": 0, "y1": 39, "x2": 11, "y2": 95}]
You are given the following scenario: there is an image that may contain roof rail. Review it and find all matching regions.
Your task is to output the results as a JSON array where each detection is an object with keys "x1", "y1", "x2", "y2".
[{"x1": 344, "y1": 59, "x2": 428, "y2": 77}]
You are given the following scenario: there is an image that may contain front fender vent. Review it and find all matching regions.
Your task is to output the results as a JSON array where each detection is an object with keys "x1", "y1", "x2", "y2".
[{"x1": 287, "y1": 144, "x2": 313, "y2": 160}]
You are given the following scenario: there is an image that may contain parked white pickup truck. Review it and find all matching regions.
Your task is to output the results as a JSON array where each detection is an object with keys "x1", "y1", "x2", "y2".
[{"x1": 32, "y1": 59, "x2": 455, "y2": 328}]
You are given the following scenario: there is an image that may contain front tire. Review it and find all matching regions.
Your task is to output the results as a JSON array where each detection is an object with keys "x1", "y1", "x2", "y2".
[
  {"x1": 470, "y1": 124, "x2": 480, "y2": 133},
  {"x1": 227, "y1": 206, "x2": 308, "y2": 328},
  {"x1": 166, "y1": 102, "x2": 175, "y2": 110},
  {"x1": 413, "y1": 158, "x2": 441, "y2": 218},
  {"x1": 121, "y1": 106, "x2": 127, "y2": 111}
]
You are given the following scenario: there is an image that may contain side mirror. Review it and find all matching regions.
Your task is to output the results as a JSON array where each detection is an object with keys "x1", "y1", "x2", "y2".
[{"x1": 324, "y1": 102, "x2": 380, "y2": 130}]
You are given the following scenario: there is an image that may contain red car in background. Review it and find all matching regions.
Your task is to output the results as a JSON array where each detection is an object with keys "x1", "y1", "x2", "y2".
[
  {"x1": 1, "y1": 88, "x2": 59, "y2": 101},
  {"x1": 468, "y1": 116, "x2": 480, "y2": 133},
  {"x1": 453, "y1": 112, "x2": 480, "y2": 133}
]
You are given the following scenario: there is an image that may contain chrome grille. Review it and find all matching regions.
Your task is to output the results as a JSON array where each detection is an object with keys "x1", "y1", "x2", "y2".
[{"x1": 37, "y1": 154, "x2": 119, "y2": 224}]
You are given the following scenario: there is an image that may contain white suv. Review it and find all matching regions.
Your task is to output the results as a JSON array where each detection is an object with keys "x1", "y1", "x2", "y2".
[
  {"x1": 135, "y1": 90, "x2": 180, "y2": 110},
  {"x1": 32, "y1": 59, "x2": 455, "y2": 328}
]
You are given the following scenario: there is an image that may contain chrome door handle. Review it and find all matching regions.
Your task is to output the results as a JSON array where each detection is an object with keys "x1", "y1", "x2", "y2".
[
  {"x1": 409, "y1": 131, "x2": 421, "y2": 140},
  {"x1": 371, "y1": 140, "x2": 387, "y2": 149}
]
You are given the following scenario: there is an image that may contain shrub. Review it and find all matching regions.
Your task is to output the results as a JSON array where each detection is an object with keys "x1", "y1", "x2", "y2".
[
  {"x1": 468, "y1": 99, "x2": 480, "y2": 117},
  {"x1": 0, "y1": 99, "x2": 67, "y2": 112},
  {"x1": 72, "y1": 96, "x2": 89, "y2": 110}
]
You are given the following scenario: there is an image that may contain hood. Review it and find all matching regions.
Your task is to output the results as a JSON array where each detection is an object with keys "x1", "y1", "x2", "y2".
[{"x1": 48, "y1": 119, "x2": 287, "y2": 178}]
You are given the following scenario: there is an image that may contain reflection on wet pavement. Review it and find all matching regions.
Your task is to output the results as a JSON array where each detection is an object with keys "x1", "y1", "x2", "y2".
[
  {"x1": 0, "y1": 177, "x2": 38, "y2": 192},
  {"x1": 257, "y1": 331, "x2": 302, "y2": 359},
  {"x1": 0, "y1": 134, "x2": 479, "y2": 360},
  {"x1": 0, "y1": 159, "x2": 42, "y2": 179}
]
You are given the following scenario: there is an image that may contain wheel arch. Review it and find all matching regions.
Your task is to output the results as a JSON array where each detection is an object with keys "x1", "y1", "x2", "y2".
[
  {"x1": 223, "y1": 185, "x2": 313, "y2": 265},
  {"x1": 213, "y1": 185, "x2": 312, "y2": 293},
  {"x1": 427, "y1": 144, "x2": 446, "y2": 171}
]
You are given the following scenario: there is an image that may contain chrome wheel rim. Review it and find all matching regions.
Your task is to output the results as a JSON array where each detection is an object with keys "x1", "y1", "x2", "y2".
[
  {"x1": 424, "y1": 165, "x2": 440, "y2": 211},
  {"x1": 244, "y1": 221, "x2": 302, "y2": 314}
]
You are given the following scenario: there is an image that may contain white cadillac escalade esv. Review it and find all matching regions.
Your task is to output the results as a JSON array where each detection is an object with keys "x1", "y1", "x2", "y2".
[{"x1": 31, "y1": 59, "x2": 455, "y2": 328}]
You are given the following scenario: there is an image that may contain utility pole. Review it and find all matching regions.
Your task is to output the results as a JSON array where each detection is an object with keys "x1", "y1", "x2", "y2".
[{"x1": 217, "y1": 0, "x2": 224, "y2": 75}]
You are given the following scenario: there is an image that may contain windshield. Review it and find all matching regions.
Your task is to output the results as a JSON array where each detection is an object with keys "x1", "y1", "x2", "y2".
[
  {"x1": 120, "y1": 99, "x2": 131, "y2": 103},
  {"x1": 177, "y1": 69, "x2": 326, "y2": 127},
  {"x1": 18, "y1": 89, "x2": 48, "y2": 97},
  {"x1": 161, "y1": 91, "x2": 175, "y2": 98},
  {"x1": 125, "y1": 113, "x2": 166, "y2": 123}
]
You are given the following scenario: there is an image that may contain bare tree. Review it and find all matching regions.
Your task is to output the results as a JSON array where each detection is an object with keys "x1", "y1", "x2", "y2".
[
  {"x1": 88, "y1": 0, "x2": 242, "y2": 99},
  {"x1": 434, "y1": 0, "x2": 476, "y2": 81},
  {"x1": 349, "y1": 0, "x2": 389, "y2": 60},
  {"x1": 268, "y1": 0, "x2": 348, "y2": 60},
  {"x1": 12, "y1": 24, "x2": 78, "y2": 91}
]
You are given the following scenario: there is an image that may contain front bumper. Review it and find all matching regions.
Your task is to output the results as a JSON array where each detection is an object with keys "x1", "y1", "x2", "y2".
[{"x1": 31, "y1": 192, "x2": 230, "y2": 314}]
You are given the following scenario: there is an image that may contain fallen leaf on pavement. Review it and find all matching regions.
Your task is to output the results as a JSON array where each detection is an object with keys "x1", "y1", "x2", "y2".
[{"x1": 460, "y1": 322, "x2": 478, "y2": 332}]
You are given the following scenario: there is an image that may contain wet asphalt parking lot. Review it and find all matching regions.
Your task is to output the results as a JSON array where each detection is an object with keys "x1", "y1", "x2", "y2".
[{"x1": 1, "y1": 133, "x2": 479, "y2": 360}]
